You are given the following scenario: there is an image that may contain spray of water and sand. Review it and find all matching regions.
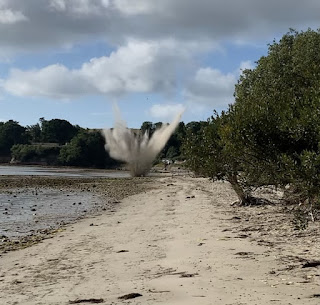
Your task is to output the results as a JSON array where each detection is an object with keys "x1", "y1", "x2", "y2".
[{"x1": 102, "y1": 107, "x2": 183, "y2": 177}]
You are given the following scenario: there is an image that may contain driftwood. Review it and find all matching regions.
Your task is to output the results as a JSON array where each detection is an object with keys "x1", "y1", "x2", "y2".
[
  {"x1": 302, "y1": 261, "x2": 320, "y2": 268},
  {"x1": 69, "y1": 299, "x2": 104, "y2": 304},
  {"x1": 118, "y1": 293, "x2": 142, "y2": 300}
]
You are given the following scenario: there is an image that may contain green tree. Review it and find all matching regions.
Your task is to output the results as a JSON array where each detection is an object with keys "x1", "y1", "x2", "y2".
[
  {"x1": 182, "y1": 121, "x2": 210, "y2": 176},
  {"x1": 163, "y1": 122, "x2": 186, "y2": 160},
  {"x1": 154, "y1": 122, "x2": 163, "y2": 130},
  {"x1": 11, "y1": 144, "x2": 60, "y2": 165},
  {"x1": 41, "y1": 118, "x2": 79, "y2": 144},
  {"x1": 165, "y1": 146, "x2": 179, "y2": 159},
  {"x1": 232, "y1": 29, "x2": 320, "y2": 206},
  {"x1": 59, "y1": 130, "x2": 118, "y2": 168},
  {"x1": 183, "y1": 114, "x2": 252, "y2": 203},
  {"x1": 26, "y1": 123, "x2": 41, "y2": 143},
  {"x1": 140, "y1": 121, "x2": 155, "y2": 137},
  {"x1": 183, "y1": 29, "x2": 320, "y2": 206},
  {"x1": 185, "y1": 121, "x2": 205, "y2": 135},
  {"x1": 0, "y1": 120, "x2": 27, "y2": 155}
]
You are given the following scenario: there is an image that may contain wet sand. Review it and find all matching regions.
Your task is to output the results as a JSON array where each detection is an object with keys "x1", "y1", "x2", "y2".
[
  {"x1": 0, "y1": 176, "x2": 320, "y2": 304},
  {"x1": 0, "y1": 176, "x2": 154, "y2": 253},
  {"x1": 0, "y1": 187, "x2": 105, "y2": 237}
]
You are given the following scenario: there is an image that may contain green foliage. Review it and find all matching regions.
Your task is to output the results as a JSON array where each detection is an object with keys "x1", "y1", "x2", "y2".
[
  {"x1": 26, "y1": 123, "x2": 41, "y2": 143},
  {"x1": 140, "y1": 120, "x2": 186, "y2": 163},
  {"x1": 140, "y1": 121, "x2": 155, "y2": 137},
  {"x1": 1, "y1": 116, "x2": 186, "y2": 169},
  {"x1": 59, "y1": 130, "x2": 119, "y2": 168},
  {"x1": 183, "y1": 116, "x2": 233, "y2": 179},
  {"x1": 182, "y1": 121, "x2": 210, "y2": 176},
  {"x1": 233, "y1": 29, "x2": 320, "y2": 203},
  {"x1": 0, "y1": 120, "x2": 27, "y2": 155},
  {"x1": 162, "y1": 122, "x2": 186, "y2": 160},
  {"x1": 183, "y1": 29, "x2": 320, "y2": 209},
  {"x1": 11, "y1": 144, "x2": 60, "y2": 164},
  {"x1": 165, "y1": 146, "x2": 179, "y2": 159},
  {"x1": 41, "y1": 118, "x2": 80, "y2": 144},
  {"x1": 182, "y1": 115, "x2": 252, "y2": 203}
]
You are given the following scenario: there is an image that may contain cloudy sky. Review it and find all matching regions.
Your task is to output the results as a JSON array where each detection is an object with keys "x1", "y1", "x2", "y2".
[{"x1": 0, "y1": 0, "x2": 319, "y2": 128}]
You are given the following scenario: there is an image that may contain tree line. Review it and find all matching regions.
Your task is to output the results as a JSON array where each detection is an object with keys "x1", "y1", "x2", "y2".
[
  {"x1": 182, "y1": 29, "x2": 320, "y2": 227},
  {"x1": 0, "y1": 117, "x2": 188, "y2": 168}
]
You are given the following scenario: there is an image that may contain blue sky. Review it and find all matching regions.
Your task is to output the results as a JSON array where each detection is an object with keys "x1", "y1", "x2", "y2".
[{"x1": 0, "y1": 0, "x2": 319, "y2": 128}]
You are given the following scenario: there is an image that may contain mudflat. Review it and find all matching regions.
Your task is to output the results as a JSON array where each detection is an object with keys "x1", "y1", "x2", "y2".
[
  {"x1": 0, "y1": 176, "x2": 153, "y2": 252},
  {"x1": 0, "y1": 176, "x2": 320, "y2": 304}
]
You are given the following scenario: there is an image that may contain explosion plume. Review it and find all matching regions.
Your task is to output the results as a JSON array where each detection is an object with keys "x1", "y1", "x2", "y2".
[{"x1": 102, "y1": 108, "x2": 183, "y2": 177}]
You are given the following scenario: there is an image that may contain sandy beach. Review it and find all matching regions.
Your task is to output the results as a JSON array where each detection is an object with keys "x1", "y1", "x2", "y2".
[{"x1": 1, "y1": 175, "x2": 320, "y2": 304}]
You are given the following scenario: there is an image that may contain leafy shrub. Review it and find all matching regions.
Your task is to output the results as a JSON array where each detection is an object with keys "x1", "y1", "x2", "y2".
[
  {"x1": 11, "y1": 144, "x2": 60, "y2": 164},
  {"x1": 59, "y1": 130, "x2": 120, "y2": 168},
  {"x1": 183, "y1": 29, "x2": 320, "y2": 210}
]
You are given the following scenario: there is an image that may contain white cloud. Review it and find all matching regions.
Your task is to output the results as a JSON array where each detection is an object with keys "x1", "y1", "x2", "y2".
[
  {"x1": 148, "y1": 103, "x2": 185, "y2": 122},
  {"x1": 49, "y1": 0, "x2": 66, "y2": 11},
  {"x1": 3, "y1": 40, "x2": 194, "y2": 98},
  {"x1": 0, "y1": 0, "x2": 27, "y2": 24},
  {"x1": 184, "y1": 67, "x2": 237, "y2": 107},
  {"x1": 49, "y1": 0, "x2": 110, "y2": 15},
  {"x1": 113, "y1": 0, "x2": 155, "y2": 15},
  {"x1": 1, "y1": 1, "x2": 318, "y2": 112},
  {"x1": 184, "y1": 60, "x2": 255, "y2": 108},
  {"x1": 80, "y1": 40, "x2": 182, "y2": 95},
  {"x1": 0, "y1": 0, "x2": 319, "y2": 55},
  {"x1": 0, "y1": 9, "x2": 27, "y2": 24},
  {"x1": 239, "y1": 60, "x2": 255, "y2": 72},
  {"x1": 4, "y1": 65, "x2": 92, "y2": 99}
]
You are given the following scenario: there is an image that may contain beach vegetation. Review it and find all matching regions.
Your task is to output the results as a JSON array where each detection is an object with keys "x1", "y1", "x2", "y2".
[{"x1": 183, "y1": 29, "x2": 320, "y2": 214}]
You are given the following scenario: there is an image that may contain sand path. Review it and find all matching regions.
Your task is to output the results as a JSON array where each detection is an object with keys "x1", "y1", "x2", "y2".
[{"x1": 0, "y1": 176, "x2": 319, "y2": 304}]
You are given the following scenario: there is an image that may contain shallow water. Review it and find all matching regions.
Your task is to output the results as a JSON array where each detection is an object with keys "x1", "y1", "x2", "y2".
[
  {"x1": 0, "y1": 187, "x2": 108, "y2": 237},
  {"x1": 0, "y1": 165, "x2": 130, "y2": 178},
  {"x1": 0, "y1": 166, "x2": 168, "y2": 239}
]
